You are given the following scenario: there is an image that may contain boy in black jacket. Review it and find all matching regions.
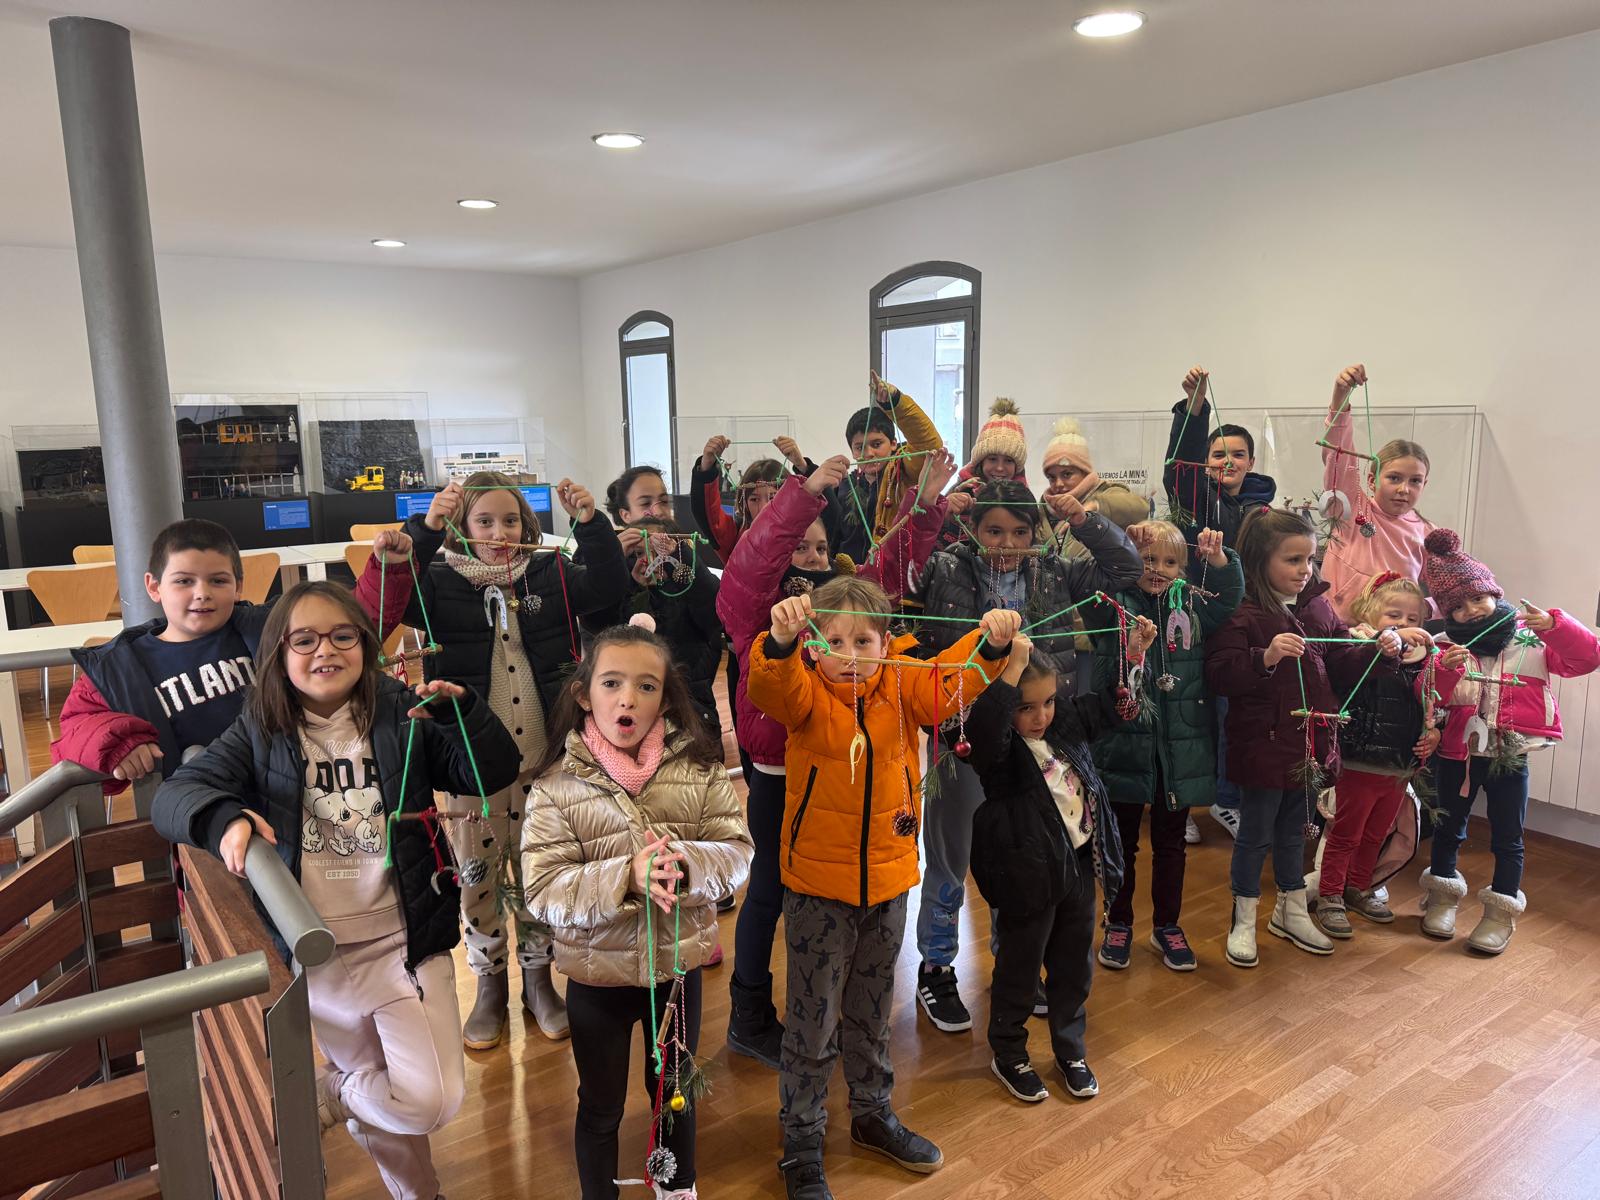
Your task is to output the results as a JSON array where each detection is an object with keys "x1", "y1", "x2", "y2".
[{"x1": 966, "y1": 622, "x2": 1152, "y2": 1103}]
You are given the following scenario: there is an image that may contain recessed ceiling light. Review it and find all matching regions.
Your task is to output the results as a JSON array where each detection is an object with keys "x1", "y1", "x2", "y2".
[
  {"x1": 371, "y1": 238, "x2": 406, "y2": 248},
  {"x1": 592, "y1": 132, "x2": 644, "y2": 150},
  {"x1": 457, "y1": 198, "x2": 498, "y2": 210},
  {"x1": 1073, "y1": 11, "x2": 1145, "y2": 37}
]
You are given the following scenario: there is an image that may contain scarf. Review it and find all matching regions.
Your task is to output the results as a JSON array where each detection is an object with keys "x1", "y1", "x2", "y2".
[
  {"x1": 1444, "y1": 600, "x2": 1518, "y2": 659},
  {"x1": 581, "y1": 714, "x2": 668, "y2": 797},
  {"x1": 445, "y1": 547, "x2": 534, "y2": 589}
]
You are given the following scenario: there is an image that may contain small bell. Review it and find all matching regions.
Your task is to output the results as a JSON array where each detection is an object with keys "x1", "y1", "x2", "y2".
[
  {"x1": 1157, "y1": 673, "x2": 1177, "y2": 692},
  {"x1": 953, "y1": 739, "x2": 972, "y2": 759},
  {"x1": 507, "y1": 597, "x2": 520, "y2": 611}
]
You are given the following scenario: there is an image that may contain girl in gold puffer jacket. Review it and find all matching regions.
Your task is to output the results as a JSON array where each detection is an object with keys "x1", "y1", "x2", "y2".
[{"x1": 523, "y1": 617, "x2": 753, "y2": 1200}]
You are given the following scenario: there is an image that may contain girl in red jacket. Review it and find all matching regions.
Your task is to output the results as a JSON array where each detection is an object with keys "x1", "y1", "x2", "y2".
[{"x1": 1204, "y1": 508, "x2": 1400, "y2": 969}]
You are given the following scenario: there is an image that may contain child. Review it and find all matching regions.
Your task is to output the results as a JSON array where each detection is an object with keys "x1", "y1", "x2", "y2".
[
  {"x1": 1419, "y1": 530, "x2": 1600, "y2": 953},
  {"x1": 938, "y1": 398, "x2": 1035, "y2": 550},
  {"x1": 606, "y1": 464, "x2": 675, "y2": 525},
  {"x1": 912, "y1": 478, "x2": 1141, "y2": 1029},
  {"x1": 1041, "y1": 418, "x2": 1149, "y2": 533},
  {"x1": 1319, "y1": 364, "x2": 1435, "y2": 620},
  {"x1": 152, "y1": 581, "x2": 519, "y2": 1200},
  {"x1": 690, "y1": 434, "x2": 812, "y2": 562},
  {"x1": 1204, "y1": 508, "x2": 1400, "y2": 968},
  {"x1": 836, "y1": 371, "x2": 942, "y2": 565},
  {"x1": 966, "y1": 631, "x2": 1144, "y2": 1103},
  {"x1": 521, "y1": 618, "x2": 753, "y2": 1200},
  {"x1": 1315, "y1": 573, "x2": 1467, "y2": 938},
  {"x1": 402, "y1": 471, "x2": 629, "y2": 1048},
  {"x1": 1089, "y1": 525, "x2": 1243, "y2": 971},
  {"x1": 747, "y1": 579, "x2": 1018, "y2": 1200},
  {"x1": 55, "y1": 517, "x2": 417, "y2": 792}
]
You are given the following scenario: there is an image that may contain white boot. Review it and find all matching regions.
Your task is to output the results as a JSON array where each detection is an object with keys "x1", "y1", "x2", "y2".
[
  {"x1": 1226, "y1": 895, "x2": 1258, "y2": 968},
  {"x1": 1269, "y1": 889, "x2": 1334, "y2": 955},
  {"x1": 1466, "y1": 888, "x2": 1525, "y2": 955},
  {"x1": 1419, "y1": 869, "x2": 1469, "y2": 940}
]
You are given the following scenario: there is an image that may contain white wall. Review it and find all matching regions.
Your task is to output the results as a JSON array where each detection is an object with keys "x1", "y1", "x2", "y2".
[
  {"x1": 0, "y1": 245, "x2": 584, "y2": 493},
  {"x1": 578, "y1": 29, "x2": 1600, "y2": 833}
]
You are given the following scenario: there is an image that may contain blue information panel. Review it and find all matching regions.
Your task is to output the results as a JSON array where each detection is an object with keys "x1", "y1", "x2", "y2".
[
  {"x1": 262, "y1": 500, "x2": 310, "y2": 531},
  {"x1": 520, "y1": 485, "x2": 552, "y2": 513},
  {"x1": 394, "y1": 492, "x2": 435, "y2": 520}
]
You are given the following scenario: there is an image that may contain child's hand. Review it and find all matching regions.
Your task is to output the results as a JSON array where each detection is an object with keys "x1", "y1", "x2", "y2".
[
  {"x1": 1263, "y1": 633, "x2": 1306, "y2": 668},
  {"x1": 631, "y1": 830, "x2": 686, "y2": 914},
  {"x1": 979, "y1": 608, "x2": 1023, "y2": 649},
  {"x1": 945, "y1": 490, "x2": 975, "y2": 517},
  {"x1": 1196, "y1": 528, "x2": 1227, "y2": 568},
  {"x1": 870, "y1": 369, "x2": 901, "y2": 409},
  {"x1": 1128, "y1": 615, "x2": 1158, "y2": 661},
  {"x1": 557, "y1": 479, "x2": 597, "y2": 524},
  {"x1": 770, "y1": 594, "x2": 815, "y2": 645},
  {"x1": 918, "y1": 448, "x2": 958, "y2": 506},
  {"x1": 424, "y1": 480, "x2": 465, "y2": 532},
  {"x1": 373, "y1": 528, "x2": 413, "y2": 561},
  {"x1": 409, "y1": 679, "x2": 466, "y2": 718},
  {"x1": 1124, "y1": 521, "x2": 1155, "y2": 550},
  {"x1": 1521, "y1": 601, "x2": 1555, "y2": 632},
  {"x1": 220, "y1": 810, "x2": 276, "y2": 877},
  {"x1": 617, "y1": 527, "x2": 645, "y2": 557},
  {"x1": 1333, "y1": 363, "x2": 1368, "y2": 402},
  {"x1": 1414, "y1": 727, "x2": 1441, "y2": 760},
  {"x1": 773, "y1": 435, "x2": 806, "y2": 471},
  {"x1": 111, "y1": 742, "x2": 162, "y2": 783},
  {"x1": 999, "y1": 633, "x2": 1033, "y2": 684},
  {"x1": 1376, "y1": 628, "x2": 1403, "y2": 657},
  {"x1": 805, "y1": 455, "x2": 850, "y2": 495},
  {"x1": 1399, "y1": 627, "x2": 1434, "y2": 650},
  {"x1": 700, "y1": 434, "x2": 731, "y2": 471},
  {"x1": 1045, "y1": 491, "x2": 1087, "y2": 528},
  {"x1": 1439, "y1": 643, "x2": 1472, "y2": 670},
  {"x1": 1182, "y1": 365, "x2": 1209, "y2": 414}
]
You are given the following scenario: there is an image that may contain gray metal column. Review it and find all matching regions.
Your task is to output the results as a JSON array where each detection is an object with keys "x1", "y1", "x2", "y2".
[{"x1": 51, "y1": 16, "x2": 183, "y2": 623}]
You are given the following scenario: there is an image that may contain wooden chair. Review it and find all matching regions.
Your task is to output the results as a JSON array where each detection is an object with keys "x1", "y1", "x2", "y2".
[
  {"x1": 27, "y1": 564, "x2": 122, "y2": 725},
  {"x1": 71, "y1": 545, "x2": 116, "y2": 564},
  {"x1": 343, "y1": 545, "x2": 409, "y2": 661},
  {"x1": 350, "y1": 522, "x2": 403, "y2": 542},
  {"x1": 240, "y1": 552, "x2": 281, "y2": 606}
]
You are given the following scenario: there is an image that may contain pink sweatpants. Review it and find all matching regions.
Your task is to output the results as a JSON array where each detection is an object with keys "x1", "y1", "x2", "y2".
[
  {"x1": 306, "y1": 930, "x2": 465, "y2": 1200},
  {"x1": 1319, "y1": 768, "x2": 1409, "y2": 897}
]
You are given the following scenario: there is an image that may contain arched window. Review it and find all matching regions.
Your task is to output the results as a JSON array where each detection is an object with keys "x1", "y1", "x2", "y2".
[
  {"x1": 619, "y1": 311, "x2": 677, "y2": 490},
  {"x1": 869, "y1": 262, "x2": 980, "y2": 457}
]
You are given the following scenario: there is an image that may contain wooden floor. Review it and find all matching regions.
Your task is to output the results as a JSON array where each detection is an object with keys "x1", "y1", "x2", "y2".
[{"x1": 17, "y1": 666, "x2": 1600, "y2": 1199}]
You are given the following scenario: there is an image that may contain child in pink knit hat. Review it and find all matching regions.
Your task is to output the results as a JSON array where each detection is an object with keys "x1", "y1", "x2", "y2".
[{"x1": 1420, "y1": 528, "x2": 1600, "y2": 955}]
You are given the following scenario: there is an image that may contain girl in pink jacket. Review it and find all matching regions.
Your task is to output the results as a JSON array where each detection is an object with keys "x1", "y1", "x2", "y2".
[{"x1": 1419, "y1": 529, "x2": 1600, "y2": 955}]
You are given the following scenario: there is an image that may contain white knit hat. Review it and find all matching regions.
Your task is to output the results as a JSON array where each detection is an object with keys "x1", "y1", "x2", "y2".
[
  {"x1": 1042, "y1": 417, "x2": 1093, "y2": 474},
  {"x1": 970, "y1": 398, "x2": 1027, "y2": 470}
]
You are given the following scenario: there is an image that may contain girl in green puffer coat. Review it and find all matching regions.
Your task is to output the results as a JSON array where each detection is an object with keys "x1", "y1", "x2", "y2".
[{"x1": 1087, "y1": 522, "x2": 1242, "y2": 972}]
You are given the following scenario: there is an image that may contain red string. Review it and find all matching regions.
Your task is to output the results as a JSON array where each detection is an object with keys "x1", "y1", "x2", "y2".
[
  {"x1": 554, "y1": 549, "x2": 581, "y2": 662},
  {"x1": 644, "y1": 1060, "x2": 670, "y2": 1182},
  {"x1": 418, "y1": 808, "x2": 452, "y2": 879}
]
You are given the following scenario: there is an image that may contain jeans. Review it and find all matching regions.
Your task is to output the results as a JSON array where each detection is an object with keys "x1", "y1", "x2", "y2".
[
  {"x1": 1230, "y1": 786, "x2": 1309, "y2": 897},
  {"x1": 915, "y1": 749, "x2": 988, "y2": 967},
  {"x1": 567, "y1": 970, "x2": 703, "y2": 1198},
  {"x1": 1429, "y1": 756, "x2": 1530, "y2": 896},
  {"x1": 732, "y1": 768, "x2": 786, "y2": 990},
  {"x1": 1214, "y1": 696, "x2": 1240, "y2": 810}
]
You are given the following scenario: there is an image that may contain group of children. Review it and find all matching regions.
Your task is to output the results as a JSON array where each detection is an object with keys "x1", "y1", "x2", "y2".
[{"x1": 48, "y1": 363, "x2": 1597, "y2": 1200}]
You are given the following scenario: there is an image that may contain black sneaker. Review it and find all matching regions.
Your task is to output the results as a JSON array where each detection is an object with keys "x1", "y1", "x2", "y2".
[
  {"x1": 1032, "y1": 978, "x2": 1048, "y2": 1017},
  {"x1": 849, "y1": 1111, "x2": 944, "y2": 1174},
  {"x1": 1097, "y1": 922, "x2": 1132, "y2": 969},
  {"x1": 1150, "y1": 925, "x2": 1197, "y2": 971},
  {"x1": 991, "y1": 1056, "x2": 1048, "y2": 1102},
  {"x1": 778, "y1": 1149, "x2": 833, "y2": 1200},
  {"x1": 716, "y1": 893, "x2": 737, "y2": 914},
  {"x1": 915, "y1": 964, "x2": 972, "y2": 1032},
  {"x1": 1058, "y1": 1058, "x2": 1099, "y2": 1099}
]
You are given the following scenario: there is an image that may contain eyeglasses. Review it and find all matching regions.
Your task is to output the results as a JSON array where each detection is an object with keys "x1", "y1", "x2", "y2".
[{"x1": 284, "y1": 625, "x2": 362, "y2": 655}]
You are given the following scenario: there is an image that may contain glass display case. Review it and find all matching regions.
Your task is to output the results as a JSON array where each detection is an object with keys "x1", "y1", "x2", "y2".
[
  {"x1": 14, "y1": 425, "x2": 107, "y2": 508},
  {"x1": 429, "y1": 415, "x2": 542, "y2": 485},
  {"x1": 674, "y1": 414, "x2": 796, "y2": 502},
  {"x1": 302, "y1": 392, "x2": 431, "y2": 494},
  {"x1": 171, "y1": 394, "x2": 304, "y2": 501}
]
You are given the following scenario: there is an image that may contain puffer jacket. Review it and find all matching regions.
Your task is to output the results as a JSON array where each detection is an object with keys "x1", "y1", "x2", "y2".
[
  {"x1": 1336, "y1": 642, "x2": 1465, "y2": 772},
  {"x1": 1204, "y1": 579, "x2": 1373, "y2": 788},
  {"x1": 915, "y1": 513, "x2": 1142, "y2": 693},
  {"x1": 1162, "y1": 397, "x2": 1276, "y2": 548},
  {"x1": 521, "y1": 726, "x2": 753, "y2": 987},
  {"x1": 1087, "y1": 553, "x2": 1244, "y2": 809},
  {"x1": 746, "y1": 627, "x2": 1008, "y2": 907},
  {"x1": 716, "y1": 475, "x2": 946, "y2": 766},
  {"x1": 1436, "y1": 610, "x2": 1600, "y2": 760}
]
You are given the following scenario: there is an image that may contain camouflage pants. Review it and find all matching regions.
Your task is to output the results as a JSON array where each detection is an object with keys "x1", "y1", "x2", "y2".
[
  {"x1": 451, "y1": 780, "x2": 552, "y2": 975},
  {"x1": 778, "y1": 888, "x2": 907, "y2": 1150}
]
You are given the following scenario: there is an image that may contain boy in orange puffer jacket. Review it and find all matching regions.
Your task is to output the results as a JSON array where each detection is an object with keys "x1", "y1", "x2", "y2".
[{"x1": 747, "y1": 576, "x2": 1016, "y2": 1200}]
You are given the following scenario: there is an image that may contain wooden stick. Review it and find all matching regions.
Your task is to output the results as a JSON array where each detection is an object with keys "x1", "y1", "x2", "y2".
[
  {"x1": 654, "y1": 974, "x2": 686, "y2": 1046},
  {"x1": 396, "y1": 809, "x2": 478, "y2": 821},
  {"x1": 1315, "y1": 441, "x2": 1378, "y2": 463}
]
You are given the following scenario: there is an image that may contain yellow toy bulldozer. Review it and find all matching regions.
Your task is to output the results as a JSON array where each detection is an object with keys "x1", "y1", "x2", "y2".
[{"x1": 347, "y1": 466, "x2": 385, "y2": 492}]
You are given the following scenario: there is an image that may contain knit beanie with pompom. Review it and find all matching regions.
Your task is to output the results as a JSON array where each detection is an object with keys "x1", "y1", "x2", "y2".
[
  {"x1": 1421, "y1": 528, "x2": 1501, "y2": 616},
  {"x1": 1042, "y1": 417, "x2": 1094, "y2": 475},
  {"x1": 969, "y1": 398, "x2": 1028, "y2": 472}
]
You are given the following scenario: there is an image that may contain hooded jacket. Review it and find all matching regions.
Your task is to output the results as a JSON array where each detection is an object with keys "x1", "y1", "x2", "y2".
[
  {"x1": 1162, "y1": 397, "x2": 1276, "y2": 548},
  {"x1": 836, "y1": 388, "x2": 941, "y2": 565}
]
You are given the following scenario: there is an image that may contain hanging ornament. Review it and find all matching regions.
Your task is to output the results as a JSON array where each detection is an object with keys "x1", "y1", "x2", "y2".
[
  {"x1": 669, "y1": 1090, "x2": 686, "y2": 1113},
  {"x1": 890, "y1": 666, "x2": 919, "y2": 838},
  {"x1": 953, "y1": 738, "x2": 972, "y2": 760},
  {"x1": 1157, "y1": 673, "x2": 1178, "y2": 692},
  {"x1": 951, "y1": 671, "x2": 972, "y2": 760},
  {"x1": 1114, "y1": 685, "x2": 1139, "y2": 722},
  {"x1": 458, "y1": 856, "x2": 490, "y2": 888},
  {"x1": 673, "y1": 559, "x2": 693, "y2": 585},
  {"x1": 645, "y1": 1147, "x2": 678, "y2": 1185},
  {"x1": 1355, "y1": 512, "x2": 1376, "y2": 538},
  {"x1": 1165, "y1": 607, "x2": 1193, "y2": 652}
]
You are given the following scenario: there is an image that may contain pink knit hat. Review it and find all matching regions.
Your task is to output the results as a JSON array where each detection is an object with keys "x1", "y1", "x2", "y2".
[
  {"x1": 1042, "y1": 417, "x2": 1093, "y2": 475},
  {"x1": 970, "y1": 397, "x2": 1027, "y2": 471},
  {"x1": 1422, "y1": 528, "x2": 1501, "y2": 615}
]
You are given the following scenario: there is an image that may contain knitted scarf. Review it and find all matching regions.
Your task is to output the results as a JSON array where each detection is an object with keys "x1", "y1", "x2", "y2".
[
  {"x1": 581, "y1": 715, "x2": 667, "y2": 797},
  {"x1": 1444, "y1": 600, "x2": 1518, "y2": 659},
  {"x1": 445, "y1": 547, "x2": 533, "y2": 588}
]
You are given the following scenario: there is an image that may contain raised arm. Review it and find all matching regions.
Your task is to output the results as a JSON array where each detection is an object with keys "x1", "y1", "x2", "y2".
[{"x1": 1321, "y1": 363, "x2": 1369, "y2": 520}]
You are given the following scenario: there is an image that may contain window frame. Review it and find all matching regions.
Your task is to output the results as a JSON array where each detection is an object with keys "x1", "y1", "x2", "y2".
[
  {"x1": 618, "y1": 310, "x2": 678, "y2": 487},
  {"x1": 868, "y1": 261, "x2": 981, "y2": 459}
]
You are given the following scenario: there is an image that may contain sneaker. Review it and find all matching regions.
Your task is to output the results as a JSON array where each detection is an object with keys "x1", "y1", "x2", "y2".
[
  {"x1": 716, "y1": 893, "x2": 737, "y2": 914},
  {"x1": 1371, "y1": 884, "x2": 1390, "y2": 905},
  {"x1": 1315, "y1": 896, "x2": 1354, "y2": 939},
  {"x1": 1058, "y1": 1058, "x2": 1099, "y2": 1099},
  {"x1": 1209, "y1": 804, "x2": 1241, "y2": 839},
  {"x1": 704, "y1": 943, "x2": 724, "y2": 966},
  {"x1": 1032, "y1": 978, "x2": 1048, "y2": 1017},
  {"x1": 1097, "y1": 922, "x2": 1132, "y2": 970},
  {"x1": 849, "y1": 1111, "x2": 943, "y2": 1174},
  {"x1": 1185, "y1": 813, "x2": 1201, "y2": 844},
  {"x1": 915, "y1": 964, "x2": 972, "y2": 1033},
  {"x1": 1345, "y1": 886, "x2": 1395, "y2": 924},
  {"x1": 778, "y1": 1149, "x2": 833, "y2": 1200},
  {"x1": 991, "y1": 1056, "x2": 1049, "y2": 1102},
  {"x1": 1150, "y1": 925, "x2": 1197, "y2": 971}
]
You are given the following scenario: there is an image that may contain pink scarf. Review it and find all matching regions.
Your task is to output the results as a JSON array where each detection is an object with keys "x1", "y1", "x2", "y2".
[{"x1": 581, "y1": 715, "x2": 667, "y2": 797}]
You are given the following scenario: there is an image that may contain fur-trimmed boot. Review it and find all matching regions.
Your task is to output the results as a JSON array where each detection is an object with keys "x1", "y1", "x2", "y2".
[
  {"x1": 1466, "y1": 888, "x2": 1525, "y2": 955},
  {"x1": 1419, "y1": 869, "x2": 1469, "y2": 940},
  {"x1": 1226, "y1": 896, "x2": 1259, "y2": 968},
  {"x1": 1269, "y1": 888, "x2": 1334, "y2": 955}
]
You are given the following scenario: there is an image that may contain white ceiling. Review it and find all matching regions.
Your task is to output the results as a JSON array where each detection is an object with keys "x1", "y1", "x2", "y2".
[{"x1": 3, "y1": 0, "x2": 1598, "y2": 276}]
